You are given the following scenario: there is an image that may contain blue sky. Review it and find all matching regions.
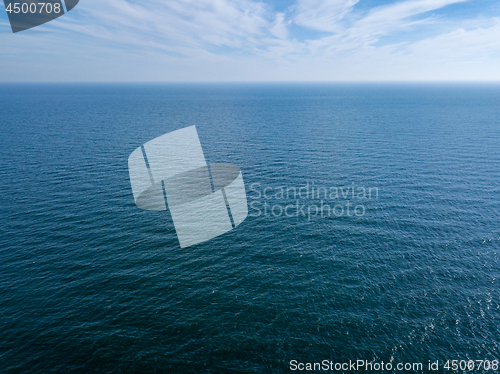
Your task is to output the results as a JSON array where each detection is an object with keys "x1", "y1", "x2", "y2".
[{"x1": 1, "y1": 0, "x2": 500, "y2": 81}]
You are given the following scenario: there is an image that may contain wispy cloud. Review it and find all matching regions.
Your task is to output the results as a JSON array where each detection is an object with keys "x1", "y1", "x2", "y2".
[
  {"x1": 54, "y1": 0, "x2": 473, "y2": 56},
  {"x1": 346, "y1": 0, "x2": 469, "y2": 42},
  {"x1": 0, "y1": 0, "x2": 499, "y2": 81},
  {"x1": 293, "y1": 0, "x2": 358, "y2": 32},
  {"x1": 53, "y1": 0, "x2": 278, "y2": 55}
]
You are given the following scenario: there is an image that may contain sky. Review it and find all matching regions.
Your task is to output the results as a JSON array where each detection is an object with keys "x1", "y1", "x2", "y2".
[{"x1": 1, "y1": 0, "x2": 500, "y2": 82}]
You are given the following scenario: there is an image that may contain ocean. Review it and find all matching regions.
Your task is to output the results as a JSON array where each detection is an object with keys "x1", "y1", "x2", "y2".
[{"x1": 1, "y1": 83, "x2": 500, "y2": 373}]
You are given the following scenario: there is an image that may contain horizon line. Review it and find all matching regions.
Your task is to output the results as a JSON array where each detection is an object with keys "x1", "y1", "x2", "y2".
[{"x1": 2, "y1": 80, "x2": 500, "y2": 84}]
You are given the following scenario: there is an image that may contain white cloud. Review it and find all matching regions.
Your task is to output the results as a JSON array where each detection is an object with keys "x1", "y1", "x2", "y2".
[
  {"x1": 1, "y1": 0, "x2": 500, "y2": 81},
  {"x1": 409, "y1": 19, "x2": 500, "y2": 60},
  {"x1": 293, "y1": 0, "x2": 358, "y2": 32},
  {"x1": 346, "y1": 0, "x2": 469, "y2": 43},
  {"x1": 52, "y1": 0, "x2": 277, "y2": 55},
  {"x1": 270, "y1": 12, "x2": 289, "y2": 39}
]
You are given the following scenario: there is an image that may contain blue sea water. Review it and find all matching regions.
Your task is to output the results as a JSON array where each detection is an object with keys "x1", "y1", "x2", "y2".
[{"x1": 0, "y1": 83, "x2": 500, "y2": 373}]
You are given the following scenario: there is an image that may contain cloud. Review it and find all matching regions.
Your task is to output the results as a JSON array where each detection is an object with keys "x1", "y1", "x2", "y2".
[
  {"x1": 1, "y1": 0, "x2": 500, "y2": 81},
  {"x1": 270, "y1": 12, "x2": 289, "y2": 39},
  {"x1": 55, "y1": 0, "x2": 472, "y2": 57},
  {"x1": 51, "y1": 0, "x2": 278, "y2": 55},
  {"x1": 293, "y1": 0, "x2": 358, "y2": 32},
  {"x1": 408, "y1": 18, "x2": 500, "y2": 60},
  {"x1": 346, "y1": 0, "x2": 469, "y2": 43}
]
